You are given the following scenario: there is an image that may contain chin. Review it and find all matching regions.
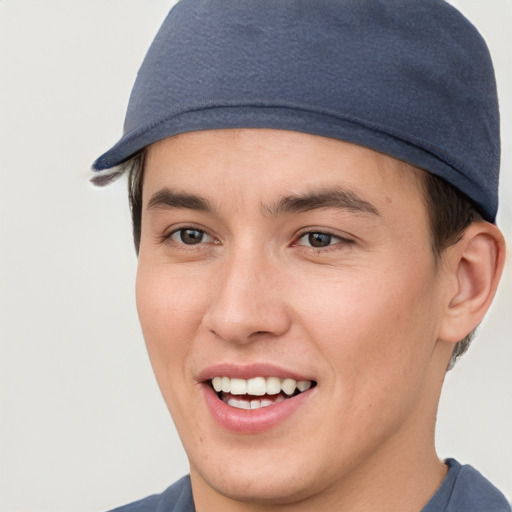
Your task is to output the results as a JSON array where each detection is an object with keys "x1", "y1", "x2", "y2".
[
  {"x1": 188, "y1": 442, "x2": 336, "y2": 507},
  {"x1": 194, "y1": 463, "x2": 322, "y2": 506}
]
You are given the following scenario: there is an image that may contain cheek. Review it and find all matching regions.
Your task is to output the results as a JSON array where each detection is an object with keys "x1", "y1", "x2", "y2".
[
  {"x1": 292, "y1": 263, "x2": 441, "y2": 398},
  {"x1": 135, "y1": 261, "x2": 207, "y2": 386}
]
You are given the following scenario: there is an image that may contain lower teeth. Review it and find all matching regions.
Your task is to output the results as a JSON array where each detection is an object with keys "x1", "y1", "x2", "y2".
[{"x1": 223, "y1": 394, "x2": 286, "y2": 410}]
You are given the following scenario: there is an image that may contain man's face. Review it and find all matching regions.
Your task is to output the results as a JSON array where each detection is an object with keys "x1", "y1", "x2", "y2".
[{"x1": 137, "y1": 129, "x2": 451, "y2": 505}]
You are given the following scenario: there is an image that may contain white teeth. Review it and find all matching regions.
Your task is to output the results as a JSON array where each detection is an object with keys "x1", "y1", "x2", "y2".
[
  {"x1": 226, "y1": 395, "x2": 287, "y2": 410},
  {"x1": 297, "y1": 380, "x2": 312, "y2": 392},
  {"x1": 247, "y1": 377, "x2": 267, "y2": 396},
  {"x1": 266, "y1": 377, "x2": 281, "y2": 395},
  {"x1": 281, "y1": 378, "x2": 296, "y2": 396},
  {"x1": 212, "y1": 377, "x2": 222, "y2": 392},
  {"x1": 250, "y1": 399, "x2": 260, "y2": 409},
  {"x1": 211, "y1": 376, "x2": 314, "y2": 397},
  {"x1": 230, "y1": 378, "x2": 247, "y2": 395},
  {"x1": 221, "y1": 376, "x2": 231, "y2": 393},
  {"x1": 227, "y1": 397, "x2": 251, "y2": 409}
]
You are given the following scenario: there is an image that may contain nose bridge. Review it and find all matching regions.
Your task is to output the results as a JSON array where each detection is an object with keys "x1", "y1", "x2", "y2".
[{"x1": 203, "y1": 240, "x2": 291, "y2": 344}]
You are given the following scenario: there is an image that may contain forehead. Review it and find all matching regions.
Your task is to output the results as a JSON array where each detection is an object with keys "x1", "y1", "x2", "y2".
[{"x1": 143, "y1": 129, "x2": 427, "y2": 217}]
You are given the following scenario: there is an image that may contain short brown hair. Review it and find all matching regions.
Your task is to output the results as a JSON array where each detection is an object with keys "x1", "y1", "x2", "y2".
[{"x1": 420, "y1": 172, "x2": 483, "y2": 369}]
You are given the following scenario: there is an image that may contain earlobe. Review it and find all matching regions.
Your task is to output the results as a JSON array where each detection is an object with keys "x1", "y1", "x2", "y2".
[{"x1": 438, "y1": 222, "x2": 506, "y2": 343}]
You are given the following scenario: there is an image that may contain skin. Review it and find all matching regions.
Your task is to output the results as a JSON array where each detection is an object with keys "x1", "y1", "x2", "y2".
[{"x1": 136, "y1": 128, "x2": 504, "y2": 512}]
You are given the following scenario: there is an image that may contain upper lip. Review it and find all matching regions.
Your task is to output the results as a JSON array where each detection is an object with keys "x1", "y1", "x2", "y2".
[{"x1": 197, "y1": 363, "x2": 315, "y2": 383}]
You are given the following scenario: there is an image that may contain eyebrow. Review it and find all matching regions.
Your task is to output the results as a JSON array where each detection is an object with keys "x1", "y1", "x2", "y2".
[
  {"x1": 146, "y1": 186, "x2": 380, "y2": 218},
  {"x1": 263, "y1": 188, "x2": 380, "y2": 217},
  {"x1": 147, "y1": 188, "x2": 217, "y2": 214}
]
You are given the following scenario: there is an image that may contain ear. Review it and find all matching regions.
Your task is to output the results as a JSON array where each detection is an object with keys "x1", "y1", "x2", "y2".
[{"x1": 438, "y1": 221, "x2": 506, "y2": 343}]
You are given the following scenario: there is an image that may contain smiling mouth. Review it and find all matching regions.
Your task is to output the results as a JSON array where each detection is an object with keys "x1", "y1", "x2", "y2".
[{"x1": 210, "y1": 376, "x2": 316, "y2": 410}]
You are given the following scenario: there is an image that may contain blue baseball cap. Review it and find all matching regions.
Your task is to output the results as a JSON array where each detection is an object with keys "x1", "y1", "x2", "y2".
[{"x1": 92, "y1": 0, "x2": 500, "y2": 222}]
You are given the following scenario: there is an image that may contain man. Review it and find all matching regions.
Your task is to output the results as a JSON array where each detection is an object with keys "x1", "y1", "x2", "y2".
[{"x1": 92, "y1": 0, "x2": 509, "y2": 510}]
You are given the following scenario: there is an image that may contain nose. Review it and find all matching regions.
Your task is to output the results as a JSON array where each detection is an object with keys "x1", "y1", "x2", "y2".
[{"x1": 202, "y1": 248, "x2": 292, "y2": 344}]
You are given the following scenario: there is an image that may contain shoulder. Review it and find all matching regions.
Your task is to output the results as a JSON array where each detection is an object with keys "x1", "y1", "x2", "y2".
[
  {"x1": 447, "y1": 460, "x2": 510, "y2": 512},
  {"x1": 106, "y1": 475, "x2": 195, "y2": 512},
  {"x1": 423, "y1": 459, "x2": 511, "y2": 512}
]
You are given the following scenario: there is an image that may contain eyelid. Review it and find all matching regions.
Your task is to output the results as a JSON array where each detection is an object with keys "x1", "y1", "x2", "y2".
[
  {"x1": 172, "y1": 228, "x2": 214, "y2": 243},
  {"x1": 161, "y1": 225, "x2": 217, "y2": 246},
  {"x1": 296, "y1": 231, "x2": 340, "y2": 246},
  {"x1": 293, "y1": 228, "x2": 354, "y2": 249}
]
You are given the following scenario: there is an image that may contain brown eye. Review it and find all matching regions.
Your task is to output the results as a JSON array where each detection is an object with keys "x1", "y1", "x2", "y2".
[
  {"x1": 170, "y1": 228, "x2": 212, "y2": 245},
  {"x1": 307, "y1": 233, "x2": 333, "y2": 247},
  {"x1": 297, "y1": 231, "x2": 340, "y2": 248}
]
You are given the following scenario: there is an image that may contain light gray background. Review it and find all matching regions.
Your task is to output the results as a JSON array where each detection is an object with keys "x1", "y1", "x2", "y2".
[{"x1": 0, "y1": 1, "x2": 510, "y2": 511}]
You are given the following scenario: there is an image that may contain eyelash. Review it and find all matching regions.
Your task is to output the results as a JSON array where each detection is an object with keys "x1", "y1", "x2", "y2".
[
  {"x1": 162, "y1": 227, "x2": 215, "y2": 247},
  {"x1": 294, "y1": 230, "x2": 353, "y2": 251},
  {"x1": 162, "y1": 227, "x2": 353, "y2": 253}
]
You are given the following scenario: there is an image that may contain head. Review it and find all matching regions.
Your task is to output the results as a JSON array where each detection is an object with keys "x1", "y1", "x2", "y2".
[
  {"x1": 91, "y1": 0, "x2": 506, "y2": 508},
  {"x1": 132, "y1": 128, "x2": 504, "y2": 508}
]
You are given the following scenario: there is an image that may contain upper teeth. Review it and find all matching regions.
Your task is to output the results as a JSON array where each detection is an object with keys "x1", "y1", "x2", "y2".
[{"x1": 211, "y1": 376, "x2": 312, "y2": 396}]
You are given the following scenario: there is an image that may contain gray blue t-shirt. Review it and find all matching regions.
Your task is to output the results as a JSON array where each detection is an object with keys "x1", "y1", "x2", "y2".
[{"x1": 109, "y1": 459, "x2": 510, "y2": 511}]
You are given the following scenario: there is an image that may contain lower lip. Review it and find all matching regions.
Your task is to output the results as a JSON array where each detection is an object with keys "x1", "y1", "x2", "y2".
[{"x1": 202, "y1": 384, "x2": 314, "y2": 434}]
